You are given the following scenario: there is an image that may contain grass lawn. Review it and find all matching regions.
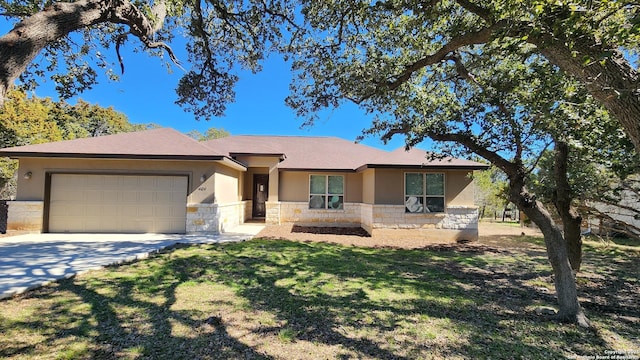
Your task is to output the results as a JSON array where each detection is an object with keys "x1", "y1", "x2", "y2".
[{"x1": 0, "y1": 234, "x2": 638, "y2": 359}]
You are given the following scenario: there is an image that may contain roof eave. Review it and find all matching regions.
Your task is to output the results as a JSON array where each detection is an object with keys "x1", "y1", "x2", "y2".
[
  {"x1": 216, "y1": 156, "x2": 248, "y2": 171},
  {"x1": 277, "y1": 167, "x2": 357, "y2": 173},
  {"x1": 0, "y1": 152, "x2": 228, "y2": 162},
  {"x1": 357, "y1": 164, "x2": 490, "y2": 171},
  {"x1": 230, "y1": 152, "x2": 286, "y2": 161}
]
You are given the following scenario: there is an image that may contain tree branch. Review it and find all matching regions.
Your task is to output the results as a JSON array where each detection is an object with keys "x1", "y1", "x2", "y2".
[
  {"x1": 445, "y1": 51, "x2": 524, "y2": 160},
  {"x1": 109, "y1": 0, "x2": 181, "y2": 71},
  {"x1": 454, "y1": 0, "x2": 494, "y2": 23},
  {"x1": 382, "y1": 19, "x2": 507, "y2": 91}
]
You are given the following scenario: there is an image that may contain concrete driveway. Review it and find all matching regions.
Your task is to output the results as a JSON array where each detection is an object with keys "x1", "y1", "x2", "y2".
[{"x1": 0, "y1": 223, "x2": 264, "y2": 300}]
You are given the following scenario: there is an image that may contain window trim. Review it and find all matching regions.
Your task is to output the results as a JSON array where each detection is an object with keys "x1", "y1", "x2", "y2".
[
  {"x1": 309, "y1": 174, "x2": 345, "y2": 210},
  {"x1": 404, "y1": 172, "x2": 446, "y2": 213}
]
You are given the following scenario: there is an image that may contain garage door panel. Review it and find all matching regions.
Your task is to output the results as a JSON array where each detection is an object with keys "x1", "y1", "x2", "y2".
[
  {"x1": 49, "y1": 174, "x2": 188, "y2": 233},
  {"x1": 137, "y1": 192, "x2": 153, "y2": 203},
  {"x1": 154, "y1": 206, "x2": 174, "y2": 217},
  {"x1": 137, "y1": 206, "x2": 154, "y2": 217},
  {"x1": 86, "y1": 192, "x2": 103, "y2": 202}
]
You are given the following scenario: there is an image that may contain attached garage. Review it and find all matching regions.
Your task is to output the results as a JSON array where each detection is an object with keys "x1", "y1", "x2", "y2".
[{"x1": 47, "y1": 174, "x2": 188, "y2": 233}]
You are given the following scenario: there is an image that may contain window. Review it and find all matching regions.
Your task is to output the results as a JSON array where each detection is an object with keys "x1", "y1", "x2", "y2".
[
  {"x1": 405, "y1": 173, "x2": 445, "y2": 213},
  {"x1": 309, "y1": 175, "x2": 344, "y2": 210}
]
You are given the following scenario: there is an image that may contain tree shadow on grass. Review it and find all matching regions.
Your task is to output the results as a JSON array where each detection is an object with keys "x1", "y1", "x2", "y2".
[
  {"x1": 167, "y1": 240, "x2": 602, "y2": 358},
  {"x1": 1, "y1": 239, "x2": 636, "y2": 359},
  {"x1": 0, "y1": 252, "x2": 274, "y2": 360}
]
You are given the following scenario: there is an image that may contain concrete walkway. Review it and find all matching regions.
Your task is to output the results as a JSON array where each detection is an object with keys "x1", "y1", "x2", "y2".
[{"x1": 0, "y1": 223, "x2": 264, "y2": 300}]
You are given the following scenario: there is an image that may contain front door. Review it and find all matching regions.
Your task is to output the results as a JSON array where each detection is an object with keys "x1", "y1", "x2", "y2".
[{"x1": 252, "y1": 174, "x2": 269, "y2": 218}]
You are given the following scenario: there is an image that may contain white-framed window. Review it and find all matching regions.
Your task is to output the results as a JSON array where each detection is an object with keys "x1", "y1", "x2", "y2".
[
  {"x1": 404, "y1": 172, "x2": 445, "y2": 213},
  {"x1": 309, "y1": 175, "x2": 344, "y2": 210}
]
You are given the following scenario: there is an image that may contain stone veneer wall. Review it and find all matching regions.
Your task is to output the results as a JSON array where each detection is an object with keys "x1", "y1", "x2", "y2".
[
  {"x1": 270, "y1": 201, "x2": 479, "y2": 242},
  {"x1": 186, "y1": 201, "x2": 249, "y2": 234},
  {"x1": 276, "y1": 201, "x2": 362, "y2": 227},
  {"x1": 369, "y1": 205, "x2": 479, "y2": 242},
  {"x1": 361, "y1": 204, "x2": 374, "y2": 234},
  {"x1": 265, "y1": 201, "x2": 280, "y2": 225},
  {"x1": 370, "y1": 205, "x2": 478, "y2": 230},
  {"x1": 6, "y1": 201, "x2": 44, "y2": 232}
]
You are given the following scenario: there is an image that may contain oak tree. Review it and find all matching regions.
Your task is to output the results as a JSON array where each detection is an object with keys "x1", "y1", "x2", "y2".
[
  {"x1": 286, "y1": 7, "x2": 640, "y2": 324},
  {"x1": 288, "y1": 0, "x2": 640, "y2": 153},
  {"x1": 0, "y1": 0, "x2": 295, "y2": 119}
]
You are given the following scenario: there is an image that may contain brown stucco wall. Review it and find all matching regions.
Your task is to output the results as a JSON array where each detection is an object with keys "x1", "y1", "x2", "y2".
[
  {"x1": 445, "y1": 170, "x2": 475, "y2": 206},
  {"x1": 278, "y1": 171, "x2": 363, "y2": 203},
  {"x1": 14, "y1": 157, "x2": 241, "y2": 204},
  {"x1": 373, "y1": 168, "x2": 475, "y2": 207},
  {"x1": 214, "y1": 164, "x2": 242, "y2": 204},
  {"x1": 279, "y1": 172, "x2": 308, "y2": 202},
  {"x1": 374, "y1": 168, "x2": 403, "y2": 205},
  {"x1": 362, "y1": 169, "x2": 375, "y2": 204}
]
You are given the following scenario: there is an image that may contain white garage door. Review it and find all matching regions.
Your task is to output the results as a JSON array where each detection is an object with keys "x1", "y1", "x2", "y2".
[{"x1": 49, "y1": 174, "x2": 188, "y2": 233}]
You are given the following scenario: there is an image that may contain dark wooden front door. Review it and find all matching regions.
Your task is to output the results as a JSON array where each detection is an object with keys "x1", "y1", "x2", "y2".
[{"x1": 252, "y1": 174, "x2": 269, "y2": 218}]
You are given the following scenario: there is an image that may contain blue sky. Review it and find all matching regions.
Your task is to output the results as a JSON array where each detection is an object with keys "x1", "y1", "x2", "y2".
[{"x1": 1, "y1": 20, "x2": 410, "y2": 151}]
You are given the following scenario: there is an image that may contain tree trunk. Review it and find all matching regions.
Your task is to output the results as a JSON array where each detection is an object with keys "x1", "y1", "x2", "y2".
[
  {"x1": 0, "y1": 0, "x2": 169, "y2": 108},
  {"x1": 0, "y1": 0, "x2": 111, "y2": 104},
  {"x1": 531, "y1": 35, "x2": 640, "y2": 154},
  {"x1": 553, "y1": 141, "x2": 583, "y2": 272},
  {"x1": 509, "y1": 174, "x2": 590, "y2": 327},
  {"x1": 428, "y1": 132, "x2": 590, "y2": 327}
]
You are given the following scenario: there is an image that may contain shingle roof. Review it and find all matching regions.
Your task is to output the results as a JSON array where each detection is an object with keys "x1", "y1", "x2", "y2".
[
  {"x1": 204, "y1": 135, "x2": 488, "y2": 171},
  {"x1": 0, "y1": 128, "x2": 488, "y2": 170},
  {"x1": 0, "y1": 128, "x2": 223, "y2": 160},
  {"x1": 204, "y1": 135, "x2": 390, "y2": 170},
  {"x1": 362, "y1": 147, "x2": 488, "y2": 170}
]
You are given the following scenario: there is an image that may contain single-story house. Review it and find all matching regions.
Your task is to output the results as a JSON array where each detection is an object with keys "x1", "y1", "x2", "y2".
[{"x1": 0, "y1": 127, "x2": 488, "y2": 241}]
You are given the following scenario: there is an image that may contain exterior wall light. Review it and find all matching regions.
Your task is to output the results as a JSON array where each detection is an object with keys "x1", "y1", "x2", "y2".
[
  {"x1": 23, "y1": 171, "x2": 33, "y2": 180},
  {"x1": 200, "y1": 174, "x2": 207, "y2": 182}
]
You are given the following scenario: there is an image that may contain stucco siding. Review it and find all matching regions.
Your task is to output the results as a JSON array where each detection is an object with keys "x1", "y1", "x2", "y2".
[
  {"x1": 362, "y1": 169, "x2": 375, "y2": 204},
  {"x1": 374, "y1": 168, "x2": 403, "y2": 205},
  {"x1": 14, "y1": 157, "x2": 229, "y2": 204},
  {"x1": 279, "y1": 172, "x2": 309, "y2": 202},
  {"x1": 373, "y1": 168, "x2": 475, "y2": 207},
  {"x1": 214, "y1": 165, "x2": 241, "y2": 204},
  {"x1": 278, "y1": 171, "x2": 363, "y2": 203},
  {"x1": 445, "y1": 170, "x2": 475, "y2": 206},
  {"x1": 345, "y1": 173, "x2": 363, "y2": 203}
]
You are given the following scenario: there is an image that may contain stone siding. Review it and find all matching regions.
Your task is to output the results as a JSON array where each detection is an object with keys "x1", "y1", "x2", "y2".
[
  {"x1": 269, "y1": 201, "x2": 479, "y2": 242},
  {"x1": 369, "y1": 205, "x2": 479, "y2": 241},
  {"x1": 265, "y1": 201, "x2": 281, "y2": 225},
  {"x1": 361, "y1": 204, "x2": 374, "y2": 234},
  {"x1": 278, "y1": 202, "x2": 362, "y2": 227},
  {"x1": 371, "y1": 205, "x2": 478, "y2": 230},
  {"x1": 6, "y1": 201, "x2": 44, "y2": 232},
  {"x1": 186, "y1": 201, "x2": 249, "y2": 234}
]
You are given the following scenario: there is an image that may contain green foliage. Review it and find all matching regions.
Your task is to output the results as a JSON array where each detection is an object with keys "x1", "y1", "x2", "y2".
[
  {"x1": 186, "y1": 127, "x2": 230, "y2": 141},
  {"x1": 0, "y1": 90, "x2": 143, "y2": 197},
  {"x1": 286, "y1": 0, "x2": 638, "y2": 210},
  {"x1": 0, "y1": 0, "x2": 297, "y2": 120},
  {"x1": 473, "y1": 166, "x2": 509, "y2": 217}
]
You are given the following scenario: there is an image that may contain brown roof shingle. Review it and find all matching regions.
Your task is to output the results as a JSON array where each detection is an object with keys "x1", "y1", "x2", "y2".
[
  {"x1": 0, "y1": 128, "x2": 488, "y2": 170},
  {"x1": 204, "y1": 135, "x2": 488, "y2": 171},
  {"x1": 0, "y1": 128, "x2": 223, "y2": 160}
]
